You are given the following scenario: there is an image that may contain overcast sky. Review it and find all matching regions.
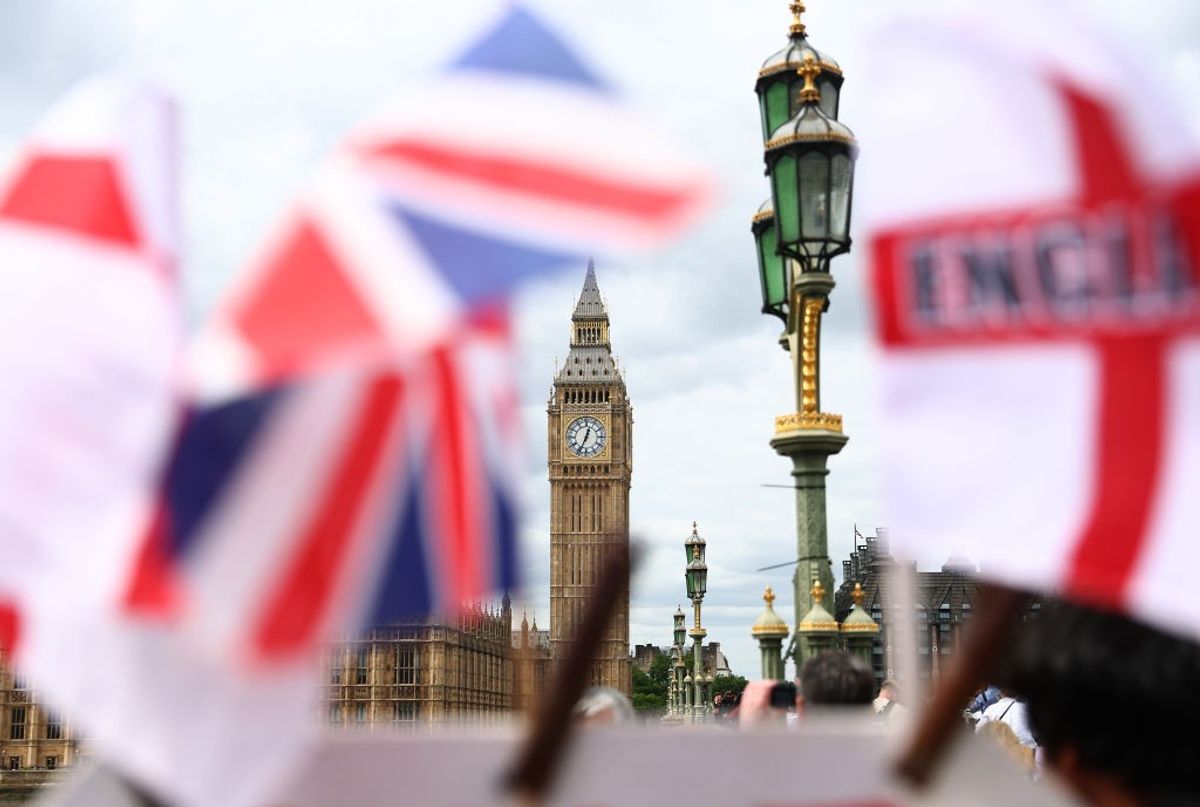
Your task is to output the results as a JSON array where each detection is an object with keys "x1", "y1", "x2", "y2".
[{"x1": 3, "y1": 0, "x2": 1199, "y2": 678}]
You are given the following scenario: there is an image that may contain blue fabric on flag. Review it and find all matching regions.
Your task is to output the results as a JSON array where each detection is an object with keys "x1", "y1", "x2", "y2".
[
  {"x1": 164, "y1": 389, "x2": 285, "y2": 558},
  {"x1": 491, "y1": 478, "x2": 519, "y2": 593},
  {"x1": 450, "y1": 6, "x2": 609, "y2": 92},
  {"x1": 393, "y1": 205, "x2": 584, "y2": 304},
  {"x1": 366, "y1": 474, "x2": 435, "y2": 624}
]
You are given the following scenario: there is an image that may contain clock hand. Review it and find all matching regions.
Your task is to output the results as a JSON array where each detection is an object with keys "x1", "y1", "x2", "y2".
[{"x1": 583, "y1": 427, "x2": 592, "y2": 443}]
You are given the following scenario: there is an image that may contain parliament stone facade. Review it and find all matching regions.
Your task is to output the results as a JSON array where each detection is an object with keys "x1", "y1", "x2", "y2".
[
  {"x1": 321, "y1": 603, "x2": 514, "y2": 728},
  {"x1": 0, "y1": 650, "x2": 76, "y2": 793}
]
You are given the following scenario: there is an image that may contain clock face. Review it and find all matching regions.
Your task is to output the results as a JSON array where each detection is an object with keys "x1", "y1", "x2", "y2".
[{"x1": 565, "y1": 416, "x2": 607, "y2": 457}]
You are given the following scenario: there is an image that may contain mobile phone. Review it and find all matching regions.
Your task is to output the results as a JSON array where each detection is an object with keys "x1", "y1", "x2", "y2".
[{"x1": 769, "y1": 681, "x2": 796, "y2": 709}]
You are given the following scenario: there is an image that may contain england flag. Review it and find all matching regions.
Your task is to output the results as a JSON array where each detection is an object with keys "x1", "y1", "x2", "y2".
[{"x1": 863, "y1": 0, "x2": 1200, "y2": 640}]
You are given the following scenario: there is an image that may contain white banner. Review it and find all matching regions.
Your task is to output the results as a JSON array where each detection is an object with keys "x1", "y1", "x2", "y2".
[{"x1": 47, "y1": 719, "x2": 1074, "y2": 807}]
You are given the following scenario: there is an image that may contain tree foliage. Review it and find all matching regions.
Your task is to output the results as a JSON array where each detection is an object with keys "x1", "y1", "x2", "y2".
[
  {"x1": 629, "y1": 652, "x2": 748, "y2": 715},
  {"x1": 647, "y1": 652, "x2": 672, "y2": 688},
  {"x1": 631, "y1": 664, "x2": 666, "y2": 714},
  {"x1": 711, "y1": 674, "x2": 749, "y2": 698}
]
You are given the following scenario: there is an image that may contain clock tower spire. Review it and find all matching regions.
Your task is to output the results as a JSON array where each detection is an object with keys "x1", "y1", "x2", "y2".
[{"x1": 548, "y1": 261, "x2": 632, "y2": 695}]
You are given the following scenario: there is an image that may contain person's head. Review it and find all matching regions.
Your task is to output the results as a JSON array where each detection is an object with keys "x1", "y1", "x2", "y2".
[
  {"x1": 798, "y1": 651, "x2": 876, "y2": 710},
  {"x1": 713, "y1": 693, "x2": 723, "y2": 706},
  {"x1": 1002, "y1": 601, "x2": 1200, "y2": 805},
  {"x1": 878, "y1": 679, "x2": 900, "y2": 704},
  {"x1": 572, "y1": 687, "x2": 634, "y2": 727}
]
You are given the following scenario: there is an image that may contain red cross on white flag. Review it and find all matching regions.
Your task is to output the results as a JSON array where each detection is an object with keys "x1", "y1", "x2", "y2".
[{"x1": 863, "y1": 1, "x2": 1200, "y2": 640}]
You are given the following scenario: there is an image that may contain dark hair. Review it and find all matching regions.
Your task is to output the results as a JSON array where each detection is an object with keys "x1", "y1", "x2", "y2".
[
  {"x1": 799, "y1": 651, "x2": 875, "y2": 706},
  {"x1": 1001, "y1": 601, "x2": 1200, "y2": 804}
]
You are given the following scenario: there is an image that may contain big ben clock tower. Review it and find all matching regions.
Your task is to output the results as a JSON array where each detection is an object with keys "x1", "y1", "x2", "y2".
[{"x1": 548, "y1": 260, "x2": 632, "y2": 695}]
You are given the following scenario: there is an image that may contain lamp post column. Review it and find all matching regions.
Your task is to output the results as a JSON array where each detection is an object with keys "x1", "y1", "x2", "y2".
[
  {"x1": 669, "y1": 606, "x2": 687, "y2": 718},
  {"x1": 683, "y1": 524, "x2": 709, "y2": 722},
  {"x1": 690, "y1": 612, "x2": 706, "y2": 722},
  {"x1": 772, "y1": 270, "x2": 848, "y2": 670}
]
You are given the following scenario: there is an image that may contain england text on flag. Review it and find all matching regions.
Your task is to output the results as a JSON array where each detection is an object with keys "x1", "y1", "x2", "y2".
[{"x1": 862, "y1": 0, "x2": 1200, "y2": 641}]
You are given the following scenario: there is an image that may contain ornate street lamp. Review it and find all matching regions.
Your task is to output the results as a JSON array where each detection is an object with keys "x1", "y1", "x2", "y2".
[
  {"x1": 750, "y1": 1, "x2": 856, "y2": 672},
  {"x1": 671, "y1": 605, "x2": 687, "y2": 718},
  {"x1": 667, "y1": 649, "x2": 677, "y2": 716},
  {"x1": 764, "y1": 53, "x2": 857, "y2": 275},
  {"x1": 665, "y1": 606, "x2": 688, "y2": 718},
  {"x1": 684, "y1": 522, "x2": 708, "y2": 722}
]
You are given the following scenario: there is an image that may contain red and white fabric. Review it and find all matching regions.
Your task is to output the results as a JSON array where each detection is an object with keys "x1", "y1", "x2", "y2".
[
  {"x1": 862, "y1": 0, "x2": 1200, "y2": 640},
  {"x1": 0, "y1": 73, "x2": 179, "y2": 651}
]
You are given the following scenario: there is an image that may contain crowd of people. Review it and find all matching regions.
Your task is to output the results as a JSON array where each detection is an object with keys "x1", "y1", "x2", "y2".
[{"x1": 572, "y1": 599, "x2": 1200, "y2": 805}]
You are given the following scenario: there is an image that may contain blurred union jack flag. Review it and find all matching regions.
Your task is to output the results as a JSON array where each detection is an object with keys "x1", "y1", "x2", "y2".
[
  {"x1": 133, "y1": 311, "x2": 521, "y2": 664},
  {"x1": 128, "y1": 5, "x2": 712, "y2": 665}
]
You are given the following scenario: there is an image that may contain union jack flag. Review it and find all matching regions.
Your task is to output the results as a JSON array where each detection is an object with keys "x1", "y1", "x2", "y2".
[
  {"x1": 0, "y1": 9, "x2": 709, "y2": 805},
  {"x1": 129, "y1": 5, "x2": 711, "y2": 665},
  {"x1": 192, "y1": 5, "x2": 713, "y2": 394},
  {"x1": 129, "y1": 311, "x2": 521, "y2": 665}
]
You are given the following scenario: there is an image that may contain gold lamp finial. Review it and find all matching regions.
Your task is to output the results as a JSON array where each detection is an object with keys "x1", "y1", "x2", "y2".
[
  {"x1": 692, "y1": 521, "x2": 698, "y2": 534},
  {"x1": 852, "y1": 582, "x2": 865, "y2": 607},
  {"x1": 763, "y1": 586, "x2": 776, "y2": 608},
  {"x1": 798, "y1": 52, "x2": 821, "y2": 104},
  {"x1": 810, "y1": 578, "x2": 825, "y2": 604},
  {"x1": 789, "y1": 0, "x2": 806, "y2": 37}
]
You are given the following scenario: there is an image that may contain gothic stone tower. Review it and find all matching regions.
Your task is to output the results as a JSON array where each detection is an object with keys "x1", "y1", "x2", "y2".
[{"x1": 548, "y1": 261, "x2": 632, "y2": 695}]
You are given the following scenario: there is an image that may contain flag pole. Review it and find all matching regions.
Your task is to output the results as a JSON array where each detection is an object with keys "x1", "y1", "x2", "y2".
[
  {"x1": 503, "y1": 537, "x2": 639, "y2": 804},
  {"x1": 893, "y1": 582, "x2": 1026, "y2": 788}
]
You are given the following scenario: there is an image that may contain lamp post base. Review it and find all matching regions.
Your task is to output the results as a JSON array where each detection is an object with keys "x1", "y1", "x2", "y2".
[{"x1": 770, "y1": 425, "x2": 847, "y2": 670}]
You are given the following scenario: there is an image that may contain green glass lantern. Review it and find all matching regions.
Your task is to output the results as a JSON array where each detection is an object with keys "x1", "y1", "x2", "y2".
[
  {"x1": 752, "y1": 199, "x2": 790, "y2": 323},
  {"x1": 754, "y1": 1, "x2": 844, "y2": 143},
  {"x1": 686, "y1": 561, "x2": 708, "y2": 599},
  {"x1": 673, "y1": 606, "x2": 686, "y2": 647},
  {"x1": 764, "y1": 53, "x2": 858, "y2": 272}
]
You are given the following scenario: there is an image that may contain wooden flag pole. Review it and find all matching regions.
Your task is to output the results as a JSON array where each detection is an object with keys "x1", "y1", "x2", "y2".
[
  {"x1": 503, "y1": 538, "x2": 638, "y2": 804},
  {"x1": 893, "y1": 582, "x2": 1027, "y2": 788}
]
